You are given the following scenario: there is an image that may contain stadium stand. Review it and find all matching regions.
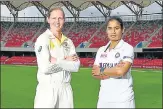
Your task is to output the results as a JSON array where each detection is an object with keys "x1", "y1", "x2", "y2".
[
  {"x1": 4, "y1": 56, "x2": 37, "y2": 65},
  {"x1": 0, "y1": 56, "x2": 9, "y2": 64},
  {"x1": 2, "y1": 56, "x2": 162, "y2": 69},
  {"x1": 4, "y1": 22, "x2": 42, "y2": 47},
  {"x1": 148, "y1": 27, "x2": 162, "y2": 47},
  {"x1": 1, "y1": 1, "x2": 162, "y2": 69},
  {"x1": 1, "y1": 20, "x2": 162, "y2": 48}
]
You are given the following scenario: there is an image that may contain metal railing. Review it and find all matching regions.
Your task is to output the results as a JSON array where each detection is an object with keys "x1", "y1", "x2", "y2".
[{"x1": 0, "y1": 13, "x2": 162, "y2": 22}]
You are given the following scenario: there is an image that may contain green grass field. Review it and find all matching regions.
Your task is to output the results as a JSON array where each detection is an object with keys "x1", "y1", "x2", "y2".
[{"x1": 1, "y1": 65, "x2": 162, "y2": 108}]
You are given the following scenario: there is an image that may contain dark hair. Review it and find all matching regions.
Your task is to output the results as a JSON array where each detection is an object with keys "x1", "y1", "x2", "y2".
[
  {"x1": 107, "y1": 16, "x2": 124, "y2": 29},
  {"x1": 47, "y1": 7, "x2": 65, "y2": 18}
]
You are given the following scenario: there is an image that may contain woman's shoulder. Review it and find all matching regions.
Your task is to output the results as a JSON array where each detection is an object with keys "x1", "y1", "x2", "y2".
[
  {"x1": 97, "y1": 45, "x2": 107, "y2": 53},
  {"x1": 35, "y1": 32, "x2": 50, "y2": 45},
  {"x1": 123, "y1": 41, "x2": 134, "y2": 50}
]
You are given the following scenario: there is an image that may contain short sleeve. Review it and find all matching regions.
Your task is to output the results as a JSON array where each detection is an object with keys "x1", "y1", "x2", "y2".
[
  {"x1": 94, "y1": 48, "x2": 101, "y2": 66},
  {"x1": 122, "y1": 46, "x2": 134, "y2": 63}
]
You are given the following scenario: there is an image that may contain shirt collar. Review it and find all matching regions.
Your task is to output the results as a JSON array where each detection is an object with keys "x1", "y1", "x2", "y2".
[
  {"x1": 114, "y1": 39, "x2": 124, "y2": 49},
  {"x1": 46, "y1": 29, "x2": 67, "y2": 43},
  {"x1": 105, "y1": 39, "x2": 124, "y2": 51},
  {"x1": 45, "y1": 29, "x2": 53, "y2": 38}
]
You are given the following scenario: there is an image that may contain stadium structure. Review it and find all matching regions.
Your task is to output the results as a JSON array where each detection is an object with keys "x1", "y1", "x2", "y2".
[{"x1": 0, "y1": 0, "x2": 162, "y2": 69}]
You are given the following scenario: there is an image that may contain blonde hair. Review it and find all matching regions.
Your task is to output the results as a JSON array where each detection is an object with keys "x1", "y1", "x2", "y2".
[{"x1": 47, "y1": 7, "x2": 65, "y2": 18}]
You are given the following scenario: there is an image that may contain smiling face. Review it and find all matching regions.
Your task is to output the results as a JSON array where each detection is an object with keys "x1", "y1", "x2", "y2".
[
  {"x1": 106, "y1": 19, "x2": 124, "y2": 41},
  {"x1": 47, "y1": 8, "x2": 65, "y2": 33}
]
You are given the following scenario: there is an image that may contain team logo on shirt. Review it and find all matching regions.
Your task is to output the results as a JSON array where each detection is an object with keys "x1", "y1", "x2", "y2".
[
  {"x1": 38, "y1": 46, "x2": 42, "y2": 52},
  {"x1": 62, "y1": 41, "x2": 68, "y2": 47},
  {"x1": 61, "y1": 39, "x2": 70, "y2": 56},
  {"x1": 100, "y1": 53, "x2": 107, "y2": 58},
  {"x1": 115, "y1": 52, "x2": 120, "y2": 58},
  {"x1": 62, "y1": 39, "x2": 68, "y2": 47}
]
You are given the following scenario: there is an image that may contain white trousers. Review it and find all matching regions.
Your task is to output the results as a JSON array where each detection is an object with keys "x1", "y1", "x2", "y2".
[
  {"x1": 97, "y1": 99, "x2": 135, "y2": 108},
  {"x1": 34, "y1": 82, "x2": 73, "y2": 108}
]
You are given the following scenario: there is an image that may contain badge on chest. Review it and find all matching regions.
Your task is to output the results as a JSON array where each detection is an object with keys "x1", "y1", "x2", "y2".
[
  {"x1": 61, "y1": 39, "x2": 70, "y2": 56},
  {"x1": 115, "y1": 52, "x2": 120, "y2": 58}
]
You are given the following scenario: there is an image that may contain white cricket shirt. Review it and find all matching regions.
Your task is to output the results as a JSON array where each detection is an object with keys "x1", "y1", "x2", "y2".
[
  {"x1": 35, "y1": 29, "x2": 80, "y2": 84},
  {"x1": 94, "y1": 39, "x2": 134, "y2": 102}
]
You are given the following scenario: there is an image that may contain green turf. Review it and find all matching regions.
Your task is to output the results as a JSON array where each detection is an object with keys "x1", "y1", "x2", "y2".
[{"x1": 1, "y1": 65, "x2": 162, "y2": 108}]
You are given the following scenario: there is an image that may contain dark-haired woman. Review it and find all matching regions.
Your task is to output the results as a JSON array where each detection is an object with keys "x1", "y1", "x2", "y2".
[{"x1": 92, "y1": 16, "x2": 135, "y2": 108}]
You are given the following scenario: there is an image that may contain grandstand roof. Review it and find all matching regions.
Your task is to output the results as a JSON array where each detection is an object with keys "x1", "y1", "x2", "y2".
[
  {"x1": 2, "y1": 0, "x2": 158, "y2": 11},
  {"x1": 1, "y1": 0, "x2": 162, "y2": 18}
]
